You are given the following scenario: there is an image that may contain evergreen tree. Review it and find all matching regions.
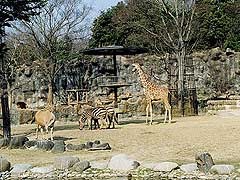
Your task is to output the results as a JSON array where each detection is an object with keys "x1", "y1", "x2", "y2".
[
  {"x1": 195, "y1": 0, "x2": 240, "y2": 50},
  {"x1": 0, "y1": 0, "x2": 46, "y2": 141}
]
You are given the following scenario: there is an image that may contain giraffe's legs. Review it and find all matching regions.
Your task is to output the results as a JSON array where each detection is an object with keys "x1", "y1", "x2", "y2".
[
  {"x1": 146, "y1": 103, "x2": 149, "y2": 124},
  {"x1": 164, "y1": 101, "x2": 172, "y2": 123},
  {"x1": 149, "y1": 102, "x2": 153, "y2": 125},
  {"x1": 164, "y1": 107, "x2": 167, "y2": 123},
  {"x1": 168, "y1": 108, "x2": 172, "y2": 123}
]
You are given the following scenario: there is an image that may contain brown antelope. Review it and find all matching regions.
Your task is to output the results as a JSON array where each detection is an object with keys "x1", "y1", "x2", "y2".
[{"x1": 35, "y1": 109, "x2": 55, "y2": 140}]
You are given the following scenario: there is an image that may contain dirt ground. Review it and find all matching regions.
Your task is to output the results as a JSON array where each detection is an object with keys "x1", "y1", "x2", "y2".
[{"x1": 1, "y1": 110, "x2": 240, "y2": 167}]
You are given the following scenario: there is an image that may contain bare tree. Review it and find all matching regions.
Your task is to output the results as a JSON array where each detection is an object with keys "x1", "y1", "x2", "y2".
[
  {"x1": 134, "y1": 0, "x2": 197, "y2": 114},
  {"x1": 13, "y1": 0, "x2": 91, "y2": 108}
]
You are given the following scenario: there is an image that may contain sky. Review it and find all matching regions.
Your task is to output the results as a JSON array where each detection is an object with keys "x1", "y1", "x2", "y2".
[{"x1": 87, "y1": 0, "x2": 123, "y2": 22}]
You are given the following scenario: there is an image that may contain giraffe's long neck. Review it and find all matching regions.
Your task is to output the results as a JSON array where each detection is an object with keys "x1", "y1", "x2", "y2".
[{"x1": 135, "y1": 66, "x2": 150, "y2": 88}]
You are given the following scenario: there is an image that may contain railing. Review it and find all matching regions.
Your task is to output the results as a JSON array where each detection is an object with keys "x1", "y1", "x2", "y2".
[{"x1": 96, "y1": 76, "x2": 129, "y2": 86}]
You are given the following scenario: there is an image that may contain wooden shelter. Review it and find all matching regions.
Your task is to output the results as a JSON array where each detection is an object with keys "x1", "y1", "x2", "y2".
[{"x1": 81, "y1": 46, "x2": 148, "y2": 107}]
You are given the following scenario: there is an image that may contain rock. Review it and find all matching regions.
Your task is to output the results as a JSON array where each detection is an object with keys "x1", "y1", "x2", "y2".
[
  {"x1": 36, "y1": 140, "x2": 54, "y2": 151},
  {"x1": 30, "y1": 166, "x2": 54, "y2": 174},
  {"x1": 71, "y1": 161, "x2": 90, "y2": 172},
  {"x1": 11, "y1": 164, "x2": 32, "y2": 174},
  {"x1": 209, "y1": 47, "x2": 222, "y2": 61},
  {"x1": 85, "y1": 141, "x2": 93, "y2": 149},
  {"x1": 210, "y1": 165, "x2": 234, "y2": 175},
  {"x1": 153, "y1": 162, "x2": 178, "y2": 172},
  {"x1": 54, "y1": 156, "x2": 80, "y2": 170},
  {"x1": 0, "y1": 139, "x2": 9, "y2": 148},
  {"x1": 65, "y1": 144, "x2": 86, "y2": 151},
  {"x1": 9, "y1": 136, "x2": 29, "y2": 149},
  {"x1": 24, "y1": 140, "x2": 37, "y2": 148},
  {"x1": 17, "y1": 109, "x2": 35, "y2": 124},
  {"x1": 0, "y1": 156, "x2": 11, "y2": 172},
  {"x1": 108, "y1": 154, "x2": 140, "y2": 171},
  {"x1": 180, "y1": 163, "x2": 198, "y2": 173},
  {"x1": 226, "y1": 48, "x2": 234, "y2": 56},
  {"x1": 88, "y1": 143, "x2": 111, "y2": 151},
  {"x1": 93, "y1": 140, "x2": 101, "y2": 146},
  {"x1": 90, "y1": 161, "x2": 108, "y2": 169},
  {"x1": 195, "y1": 152, "x2": 214, "y2": 173},
  {"x1": 51, "y1": 140, "x2": 65, "y2": 153}
]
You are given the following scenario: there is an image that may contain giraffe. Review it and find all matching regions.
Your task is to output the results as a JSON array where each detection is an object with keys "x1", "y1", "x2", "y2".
[{"x1": 132, "y1": 63, "x2": 172, "y2": 124}]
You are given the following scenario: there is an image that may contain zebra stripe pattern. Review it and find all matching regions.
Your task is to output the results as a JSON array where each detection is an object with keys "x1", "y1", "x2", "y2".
[
  {"x1": 79, "y1": 107, "x2": 108, "y2": 130},
  {"x1": 105, "y1": 106, "x2": 118, "y2": 129},
  {"x1": 79, "y1": 106, "x2": 118, "y2": 130}
]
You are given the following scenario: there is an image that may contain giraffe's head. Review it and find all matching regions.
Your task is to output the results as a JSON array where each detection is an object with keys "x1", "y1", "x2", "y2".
[{"x1": 132, "y1": 63, "x2": 141, "y2": 72}]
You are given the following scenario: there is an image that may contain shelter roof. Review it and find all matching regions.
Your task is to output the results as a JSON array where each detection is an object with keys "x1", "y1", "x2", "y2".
[{"x1": 80, "y1": 45, "x2": 148, "y2": 55}]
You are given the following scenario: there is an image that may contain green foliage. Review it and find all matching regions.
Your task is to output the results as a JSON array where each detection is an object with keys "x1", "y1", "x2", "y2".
[
  {"x1": 89, "y1": 0, "x2": 159, "y2": 51},
  {"x1": 0, "y1": 0, "x2": 46, "y2": 35},
  {"x1": 195, "y1": 0, "x2": 240, "y2": 50},
  {"x1": 0, "y1": 0, "x2": 46, "y2": 61},
  {"x1": 90, "y1": 0, "x2": 240, "y2": 52},
  {"x1": 89, "y1": 2, "x2": 126, "y2": 47}
]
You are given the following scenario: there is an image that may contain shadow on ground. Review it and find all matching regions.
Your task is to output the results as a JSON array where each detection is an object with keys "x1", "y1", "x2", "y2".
[
  {"x1": 13, "y1": 123, "x2": 80, "y2": 137},
  {"x1": 54, "y1": 124, "x2": 79, "y2": 131},
  {"x1": 53, "y1": 136, "x2": 75, "y2": 141},
  {"x1": 119, "y1": 117, "x2": 176, "y2": 125}
]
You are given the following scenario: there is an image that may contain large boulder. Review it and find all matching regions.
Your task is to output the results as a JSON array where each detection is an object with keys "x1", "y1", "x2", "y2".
[
  {"x1": 210, "y1": 165, "x2": 235, "y2": 175},
  {"x1": 36, "y1": 140, "x2": 54, "y2": 151},
  {"x1": 85, "y1": 141, "x2": 93, "y2": 149},
  {"x1": 180, "y1": 163, "x2": 198, "y2": 173},
  {"x1": 9, "y1": 136, "x2": 29, "y2": 149},
  {"x1": 71, "y1": 161, "x2": 90, "y2": 172},
  {"x1": 107, "y1": 154, "x2": 140, "y2": 171},
  {"x1": 24, "y1": 140, "x2": 38, "y2": 149},
  {"x1": 153, "y1": 162, "x2": 179, "y2": 172},
  {"x1": 209, "y1": 47, "x2": 223, "y2": 61},
  {"x1": 0, "y1": 156, "x2": 11, "y2": 172},
  {"x1": 51, "y1": 140, "x2": 65, "y2": 153},
  {"x1": 17, "y1": 109, "x2": 35, "y2": 124},
  {"x1": 54, "y1": 156, "x2": 80, "y2": 170},
  {"x1": 30, "y1": 166, "x2": 54, "y2": 174},
  {"x1": 65, "y1": 144, "x2": 86, "y2": 151},
  {"x1": 93, "y1": 140, "x2": 101, "y2": 146},
  {"x1": 89, "y1": 143, "x2": 111, "y2": 151},
  {"x1": 11, "y1": 164, "x2": 32, "y2": 174},
  {"x1": 195, "y1": 152, "x2": 214, "y2": 173}
]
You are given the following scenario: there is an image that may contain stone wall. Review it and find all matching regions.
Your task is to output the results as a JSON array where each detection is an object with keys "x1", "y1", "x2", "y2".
[{"x1": 3, "y1": 48, "x2": 240, "y2": 124}]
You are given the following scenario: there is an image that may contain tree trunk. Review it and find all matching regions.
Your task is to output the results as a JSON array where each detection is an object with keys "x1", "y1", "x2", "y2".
[
  {"x1": 1, "y1": 79, "x2": 11, "y2": 141},
  {"x1": 7, "y1": 82, "x2": 13, "y2": 110},
  {"x1": 1, "y1": 27, "x2": 11, "y2": 142},
  {"x1": 176, "y1": 47, "x2": 186, "y2": 116}
]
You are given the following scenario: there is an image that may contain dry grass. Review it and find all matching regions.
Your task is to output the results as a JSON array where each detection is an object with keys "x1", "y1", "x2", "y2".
[{"x1": 1, "y1": 111, "x2": 240, "y2": 166}]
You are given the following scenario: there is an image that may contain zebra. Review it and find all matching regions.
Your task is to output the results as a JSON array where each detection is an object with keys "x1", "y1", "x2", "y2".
[
  {"x1": 79, "y1": 106, "x2": 118, "y2": 130},
  {"x1": 79, "y1": 107, "x2": 108, "y2": 130},
  {"x1": 105, "y1": 106, "x2": 118, "y2": 129}
]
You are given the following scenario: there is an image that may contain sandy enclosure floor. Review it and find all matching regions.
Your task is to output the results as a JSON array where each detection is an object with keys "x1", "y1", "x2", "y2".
[{"x1": 1, "y1": 111, "x2": 240, "y2": 167}]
